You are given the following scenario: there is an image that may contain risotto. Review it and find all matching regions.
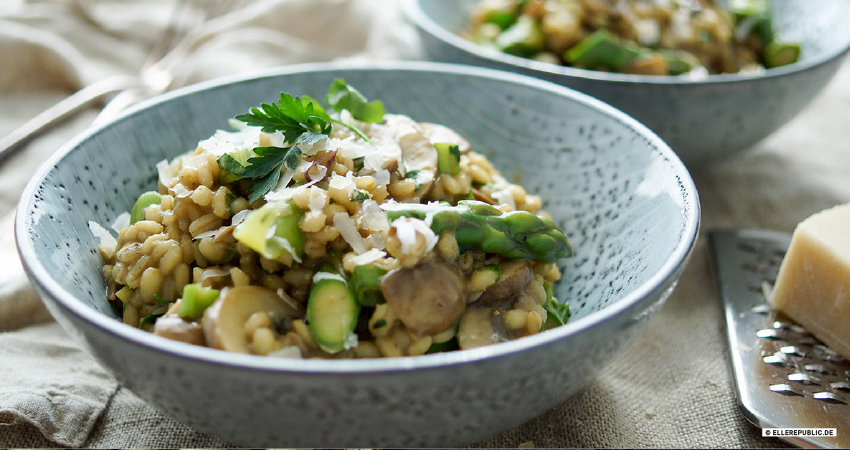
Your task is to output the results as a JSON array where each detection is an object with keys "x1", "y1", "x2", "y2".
[
  {"x1": 93, "y1": 79, "x2": 572, "y2": 359},
  {"x1": 466, "y1": 0, "x2": 801, "y2": 76}
]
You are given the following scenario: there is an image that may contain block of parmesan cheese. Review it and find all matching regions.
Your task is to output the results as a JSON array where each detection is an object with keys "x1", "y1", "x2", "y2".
[{"x1": 771, "y1": 202, "x2": 850, "y2": 361}]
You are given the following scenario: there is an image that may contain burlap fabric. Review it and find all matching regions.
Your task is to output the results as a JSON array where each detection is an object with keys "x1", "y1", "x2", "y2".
[{"x1": 3, "y1": 0, "x2": 847, "y2": 447}]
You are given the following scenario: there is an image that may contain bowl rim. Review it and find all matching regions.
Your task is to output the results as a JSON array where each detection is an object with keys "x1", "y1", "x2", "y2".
[
  {"x1": 400, "y1": 0, "x2": 850, "y2": 86},
  {"x1": 16, "y1": 60, "x2": 700, "y2": 374}
]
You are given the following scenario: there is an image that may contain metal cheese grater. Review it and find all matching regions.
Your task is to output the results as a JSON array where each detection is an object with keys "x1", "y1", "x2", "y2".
[{"x1": 709, "y1": 229, "x2": 850, "y2": 449}]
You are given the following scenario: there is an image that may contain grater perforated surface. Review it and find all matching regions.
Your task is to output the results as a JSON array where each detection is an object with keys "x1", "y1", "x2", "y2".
[{"x1": 709, "y1": 229, "x2": 850, "y2": 449}]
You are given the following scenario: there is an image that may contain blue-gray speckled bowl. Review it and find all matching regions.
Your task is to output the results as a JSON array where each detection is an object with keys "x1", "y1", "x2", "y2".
[
  {"x1": 402, "y1": 0, "x2": 850, "y2": 165},
  {"x1": 16, "y1": 61, "x2": 699, "y2": 448}
]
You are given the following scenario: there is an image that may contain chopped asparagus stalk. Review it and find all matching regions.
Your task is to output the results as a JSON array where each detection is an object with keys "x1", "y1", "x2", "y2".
[
  {"x1": 306, "y1": 273, "x2": 360, "y2": 354},
  {"x1": 485, "y1": 9, "x2": 519, "y2": 30},
  {"x1": 217, "y1": 147, "x2": 254, "y2": 183},
  {"x1": 178, "y1": 283, "x2": 220, "y2": 320},
  {"x1": 349, "y1": 264, "x2": 387, "y2": 307},
  {"x1": 729, "y1": 0, "x2": 769, "y2": 17},
  {"x1": 729, "y1": 0, "x2": 774, "y2": 44},
  {"x1": 656, "y1": 50, "x2": 696, "y2": 75},
  {"x1": 763, "y1": 41, "x2": 800, "y2": 68},
  {"x1": 116, "y1": 286, "x2": 134, "y2": 302},
  {"x1": 130, "y1": 191, "x2": 162, "y2": 224},
  {"x1": 383, "y1": 200, "x2": 572, "y2": 262},
  {"x1": 233, "y1": 199, "x2": 304, "y2": 264},
  {"x1": 495, "y1": 14, "x2": 545, "y2": 58},
  {"x1": 435, "y1": 142, "x2": 461, "y2": 174},
  {"x1": 564, "y1": 29, "x2": 642, "y2": 72}
]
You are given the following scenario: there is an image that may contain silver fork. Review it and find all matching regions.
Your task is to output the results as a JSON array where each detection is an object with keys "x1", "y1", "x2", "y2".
[
  {"x1": 0, "y1": 0, "x2": 248, "y2": 325},
  {"x1": 0, "y1": 0, "x2": 246, "y2": 163}
]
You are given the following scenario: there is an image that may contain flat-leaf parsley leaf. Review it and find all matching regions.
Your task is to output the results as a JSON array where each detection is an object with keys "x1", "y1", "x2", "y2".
[
  {"x1": 235, "y1": 93, "x2": 332, "y2": 143},
  {"x1": 326, "y1": 79, "x2": 386, "y2": 123},
  {"x1": 241, "y1": 146, "x2": 303, "y2": 203}
]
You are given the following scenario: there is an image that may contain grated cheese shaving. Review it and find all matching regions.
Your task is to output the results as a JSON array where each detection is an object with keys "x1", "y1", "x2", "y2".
[
  {"x1": 365, "y1": 233, "x2": 386, "y2": 251},
  {"x1": 349, "y1": 248, "x2": 386, "y2": 266},
  {"x1": 171, "y1": 183, "x2": 192, "y2": 199},
  {"x1": 156, "y1": 159, "x2": 177, "y2": 188},
  {"x1": 308, "y1": 187, "x2": 327, "y2": 212},
  {"x1": 267, "y1": 346, "x2": 303, "y2": 359},
  {"x1": 391, "y1": 217, "x2": 438, "y2": 255},
  {"x1": 89, "y1": 221, "x2": 117, "y2": 258},
  {"x1": 358, "y1": 200, "x2": 389, "y2": 232},
  {"x1": 333, "y1": 212, "x2": 369, "y2": 254},
  {"x1": 493, "y1": 190, "x2": 516, "y2": 211},
  {"x1": 343, "y1": 331, "x2": 359, "y2": 350},
  {"x1": 275, "y1": 288, "x2": 302, "y2": 312},
  {"x1": 111, "y1": 212, "x2": 130, "y2": 234},
  {"x1": 193, "y1": 229, "x2": 219, "y2": 240},
  {"x1": 373, "y1": 169, "x2": 391, "y2": 186},
  {"x1": 200, "y1": 267, "x2": 229, "y2": 281},
  {"x1": 312, "y1": 272, "x2": 346, "y2": 284},
  {"x1": 230, "y1": 209, "x2": 250, "y2": 227}
]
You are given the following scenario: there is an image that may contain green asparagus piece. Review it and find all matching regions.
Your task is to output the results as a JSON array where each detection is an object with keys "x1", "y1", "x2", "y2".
[
  {"x1": 384, "y1": 200, "x2": 572, "y2": 262},
  {"x1": 130, "y1": 191, "x2": 162, "y2": 224},
  {"x1": 729, "y1": 0, "x2": 800, "y2": 68},
  {"x1": 495, "y1": 14, "x2": 545, "y2": 58},
  {"x1": 178, "y1": 283, "x2": 220, "y2": 320},
  {"x1": 233, "y1": 199, "x2": 304, "y2": 263},
  {"x1": 349, "y1": 264, "x2": 387, "y2": 307},
  {"x1": 656, "y1": 49, "x2": 696, "y2": 75},
  {"x1": 435, "y1": 143, "x2": 461, "y2": 174},
  {"x1": 306, "y1": 272, "x2": 360, "y2": 354},
  {"x1": 763, "y1": 41, "x2": 800, "y2": 68},
  {"x1": 564, "y1": 29, "x2": 642, "y2": 72},
  {"x1": 484, "y1": 9, "x2": 519, "y2": 31},
  {"x1": 729, "y1": 0, "x2": 774, "y2": 44}
]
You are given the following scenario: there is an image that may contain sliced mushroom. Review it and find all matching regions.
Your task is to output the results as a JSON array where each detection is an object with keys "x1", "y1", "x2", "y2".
[
  {"x1": 471, "y1": 188, "x2": 496, "y2": 205},
  {"x1": 380, "y1": 256, "x2": 466, "y2": 336},
  {"x1": 202, "y1": 286, "x2": 303, "y2": 353},
  {"x1": 420, "y1": 122, "x2": 471, "y2": 154},
  {"x1": 475, "y1": 260, "x2": 534, "y2": 308},
  {"x1": 154, "y1": 315, "x2": 206, "y2": 346},
  {"x1": 456, "y1": 307, "x2": 509, "y2": 350}
]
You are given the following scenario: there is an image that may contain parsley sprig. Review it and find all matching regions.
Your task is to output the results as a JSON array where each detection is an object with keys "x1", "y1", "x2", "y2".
[
  {"x1": 326, "y1": 79, "x2": 386, "y2": 123},
  {"x1": 218, "y1": 79, "x2": 386, "y2": 203},
  {"x1": 236, "y1": 94, "x2": 333, "y2": 141}
]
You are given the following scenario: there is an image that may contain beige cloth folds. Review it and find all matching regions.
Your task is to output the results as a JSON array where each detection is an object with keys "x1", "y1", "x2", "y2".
[{"x1": 2, "y1": 0, "x2": 849, "y2": 447}]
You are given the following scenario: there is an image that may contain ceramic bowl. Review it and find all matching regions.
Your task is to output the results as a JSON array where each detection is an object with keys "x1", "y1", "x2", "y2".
[
  {"x1": 402, "y1": 0, "x2": 850, "y2": 165},
  {"x1": 17, "y1": 61, "x2": 699, "y2": 447}
]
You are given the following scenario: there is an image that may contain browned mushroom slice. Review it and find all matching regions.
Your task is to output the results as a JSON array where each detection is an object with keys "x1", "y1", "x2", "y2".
[
  {"x1": 456, "y1": 307, "x2": 509, "y2": 350},
  {"x1": 476, "y1": 260, "x2": 534, "y2": 307},
  {"x1": 202, "y1": 286, "x2": 303, "y2": 353},
  {"x1": 380, "y1": 256, "x2": 466, "y2": 336},
  {"x1": 471, "y1": 188, "x2": 496, "y2": 205},
  {"x1": 154, "y1": 315, "x2": 206, "y2": 346}
]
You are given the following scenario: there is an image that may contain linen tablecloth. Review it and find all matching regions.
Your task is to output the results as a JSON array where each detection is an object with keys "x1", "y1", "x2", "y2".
[{"x1": 2, "y1": 0, "x2": 848, "y2": 447}]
